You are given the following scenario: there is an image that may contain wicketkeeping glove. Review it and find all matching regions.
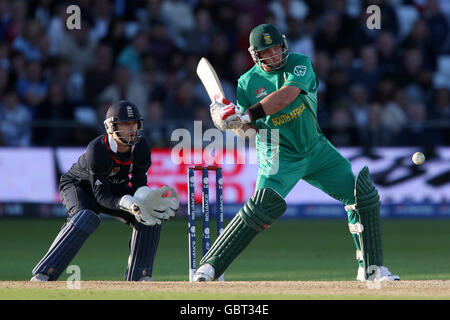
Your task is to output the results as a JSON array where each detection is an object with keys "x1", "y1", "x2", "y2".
[{"x1": 119, "y1": 194, "x2": 161, "y2": 226}]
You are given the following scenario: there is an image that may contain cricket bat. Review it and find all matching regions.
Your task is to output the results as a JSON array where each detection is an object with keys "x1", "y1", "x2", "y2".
[{"x1": 196, "y1": 57, "x2": 225, "y2": 102}]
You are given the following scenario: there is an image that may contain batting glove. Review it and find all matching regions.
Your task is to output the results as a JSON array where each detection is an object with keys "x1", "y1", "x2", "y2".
[{"x1": 210, "y1": 97, "x2": 249, "y2": 131}]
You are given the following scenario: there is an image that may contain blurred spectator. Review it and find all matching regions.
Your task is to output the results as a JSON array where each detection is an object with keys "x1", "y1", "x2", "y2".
[
  {"x1": 147, "y1": 21, "x2": 176, "y2": 68},
  {"x1": 136, "y1": 0, "x2": 163, "y2": 31},
  {"x1": 12, "y1": 19, "x2": 43, "y2": 61},
  {"x1": 207, "y1": 32, "x2": 232, "y2": 81},
  {"x1": 143, "y1": 99, "x2": 169, "y2": 148},
  {"x1": 90, "y1": 0, "x2": 114, "y2": 43},
  {"x1": 33, "y1": 0, "x2": 52, "y2": 27},
  {"x1": 287, "y1": 17, "x2": 315, "y2": 62},
  {"x1": 399, "y1": 102, "x2": 440, "y2": 153},
  {"x1": 431, "y1": 88, "x2": 450, "y2": 144},
  {"x1": 376, "y1": 31, "x2": 399, "y2": 76},
  {"x1": 349, "y1": 45, "x2": 380, "y2": 100},
  {"x1": 0, "y1": 89, "x2": 32, "y2": 146},
  {"x1": 160, "y1": 0, "x2": 195, "y2": 49},
  {"x1": 0, "y1": 65, "x2": 8, "y2": 97},
  {"x1": 326, "y1": 107, "x2": 359, "y2": 146},
  {"x1": 382, "y1": 89, "x2": 409, "y2": 142},
  {"x1": 236, "y1": 0, "x2": 269, "y2": 27},
  {"x1": 168, "y1": 78, "x2": 202, "y2": 121},
  {"x1": 423, "y1": 0, "x2": 449, "y2": 54},
  {"x1": 395, "y1": 47, "x2": 433, "y2": 101},
  {"x1": 335, "y1": 46, "x2": 354, "y2": 74},
  {"x1": 60, "y1": 22, "x2": 97, "y2": 74},
  {"x1": 3, "y1": 0, "x2": 28, "y2": 43},
  {"x1": 235, "y1": 12, "x2": 255, "y2": 52},
  {"x1": 314, "y1": 11, "x2": 348, "y2": 58},
  {"x1": 326, "y1": 67, "x2": 349, "y2": 108},
  {"x1": 366, "y1": 102, "x2": 391, "y2": 147},
  {"x1": 402, "y1": 18, "x2": 437, "y2": 70},
  {"x1": 268, "y1": 0, "x2": 309, "y2": 34},
  {"x1": 117, "y1": 30, "x2": 148, "y2": 74},
  {"x1": 185, "y1": 9, "x2": 214, "y2": 55},
  {"x1": 98, "y1": 65, "x2": 148, "y2": 117},
  {"x1": 348, "y1": 84, "x2": 370, "y2": 130},
  {"x1": 0, "y1": 42, "x2": 10, "y2": 69},
  {"x1": 103, "y1": 17, "x2": 128, "y2": 61},
  {"x1": 15, "y1": 60, "x2": 48, "y2": 109},
  {"x1": 47, "y1": 2, "x2": 68, "y2": 56},
  {"x1": 84, "y1": 44, "x2": 114, "y2": 106},
  {"x1": 32, "y1": 82, "x2": 75, "y2": 146}
]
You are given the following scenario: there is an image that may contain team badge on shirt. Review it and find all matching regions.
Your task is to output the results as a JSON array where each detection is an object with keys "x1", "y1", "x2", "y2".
[
  {"x1": 109, "y1": 167, "x2": 120, "y2": 176},
  {"x1": 294, "y1": 65, "x2": 307, "y2": 76},
  {"x1": 263, "y1": 33, "x2": 272, "y2": 44},
  {"x1": 255, "y1": 87, "x2": 267, "y2": 98}
]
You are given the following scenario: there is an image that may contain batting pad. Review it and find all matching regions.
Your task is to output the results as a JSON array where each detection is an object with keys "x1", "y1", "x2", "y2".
[
  {"x1": 125, "y1": 223, "x2": 161, "y2": 281},
  {"x1": 199, "y1": 188, "x2": 286, "y2": 279},
  {"x1": 352, "y1": 166, "x2": 384, "y2": 277},
  {"x1": 32, "y1": 210, "x2": 100, "y2": 280}
]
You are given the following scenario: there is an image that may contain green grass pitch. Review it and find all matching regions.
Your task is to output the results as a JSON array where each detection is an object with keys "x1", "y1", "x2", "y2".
[{"x1": 1, "y1": 217, "x2": 449, "y2": 282}]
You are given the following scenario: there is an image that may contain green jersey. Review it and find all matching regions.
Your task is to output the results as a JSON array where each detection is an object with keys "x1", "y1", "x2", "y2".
[{"x1": 236, "y1": 53, "x2": 323, "y2": 160}]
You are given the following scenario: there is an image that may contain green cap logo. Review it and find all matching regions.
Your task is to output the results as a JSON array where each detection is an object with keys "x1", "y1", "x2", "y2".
[{"x1": 263, "y1": 32, "x2": 272, "y2": 45}]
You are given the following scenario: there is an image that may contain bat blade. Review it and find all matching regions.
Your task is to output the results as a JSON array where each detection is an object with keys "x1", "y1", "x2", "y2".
[{"x1": 196, "y1": 57, "x2": 225, "y2": 102}]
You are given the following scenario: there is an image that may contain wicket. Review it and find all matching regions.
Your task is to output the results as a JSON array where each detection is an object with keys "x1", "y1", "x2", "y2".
[{"x1": 188, "y1": 166, "x2": 224, "y2": 282}]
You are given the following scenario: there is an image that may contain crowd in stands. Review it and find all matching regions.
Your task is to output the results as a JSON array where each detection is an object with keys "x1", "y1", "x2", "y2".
[{"x1": 0, "y1": 0, "x2": 449, "y2": 155}]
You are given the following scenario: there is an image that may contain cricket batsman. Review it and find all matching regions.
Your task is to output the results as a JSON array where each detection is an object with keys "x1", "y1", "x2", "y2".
[
  {"x1": 194, "y1": 24, "x2": 399, "y2": 282},
  {"x1": 30, "y1": 100, "x2": 179, "y2": 282}
]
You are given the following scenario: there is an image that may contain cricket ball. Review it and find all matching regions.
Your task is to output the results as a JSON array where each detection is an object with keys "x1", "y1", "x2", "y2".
[{"x1": 412, "y1": 152, "x2": 425, "y2": 165}]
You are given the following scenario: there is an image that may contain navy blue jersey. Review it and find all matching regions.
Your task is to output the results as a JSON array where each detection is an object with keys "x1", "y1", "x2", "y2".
[{"x1": 60, "y1": 135, "x2": 151, "y2": 210}]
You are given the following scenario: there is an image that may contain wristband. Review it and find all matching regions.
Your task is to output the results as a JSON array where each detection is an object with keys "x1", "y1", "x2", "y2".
[{"x1": 247, "y1": 102, "x2": 266, "y2": 120}]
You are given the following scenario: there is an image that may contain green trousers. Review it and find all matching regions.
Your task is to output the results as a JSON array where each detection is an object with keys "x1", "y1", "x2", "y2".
[{"x1": 256, "y1": 138, "x2": 363, "y2": 267}]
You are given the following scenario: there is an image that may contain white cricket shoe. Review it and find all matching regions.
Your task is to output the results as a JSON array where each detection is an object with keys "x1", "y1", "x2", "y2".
[
  {"x1": 357, "y1": 266, "x2": 400, "y2": 281},
  {"x1": 193, "y1": 264, "x2": 215, "y2": 282},
  {"x1": 139, "y1": 276, "x2": 153, "y2": 282},
  {"x1": 30, "y1": 273, "x2": 49, "y2": 282}
]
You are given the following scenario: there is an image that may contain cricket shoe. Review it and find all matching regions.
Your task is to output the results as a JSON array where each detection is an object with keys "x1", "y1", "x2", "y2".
[
  {"x1": 30, "y1": 273, "x2": 49, "y2": 282},
  {"x1": 139, "y1": 276, "x2": 153, "y2": 282},
  {"x1": 193, "y1": 264, "x2": 215, "y2": 282},
  {"x1": 357, "y1": 266, "x2": 400, "y2": 282}
]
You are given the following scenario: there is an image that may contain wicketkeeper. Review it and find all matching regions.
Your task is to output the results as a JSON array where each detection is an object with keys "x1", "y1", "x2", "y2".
[
  {"x1": 30, "y1": 100, "x2": 179, "y2": 282},
  {"x1": 194, "y1": 24, "x2": 399, "y2": 282}
]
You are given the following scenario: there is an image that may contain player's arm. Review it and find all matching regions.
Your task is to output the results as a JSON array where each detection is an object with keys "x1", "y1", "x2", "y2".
[
  {"x1": 256, "y1": 85, "x2": 301, "y2": 116},
  {"x1": 87, "y1": 150, "x2": 122, "y2": 210}
]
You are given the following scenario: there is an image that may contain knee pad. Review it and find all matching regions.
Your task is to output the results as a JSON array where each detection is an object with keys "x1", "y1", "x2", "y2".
[{"x1": 239, "y1": 188, "x2": 287, "y2": 232}]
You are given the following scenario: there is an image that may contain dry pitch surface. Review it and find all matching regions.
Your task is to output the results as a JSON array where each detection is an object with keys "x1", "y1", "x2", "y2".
[{"x1": 1, "y1": 280, "x2": 450, "y2": 299}]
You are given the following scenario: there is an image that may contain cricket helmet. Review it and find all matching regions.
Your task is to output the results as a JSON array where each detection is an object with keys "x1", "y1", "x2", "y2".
[
  {"x1": 104, "y1": 100, "x2": 143, "y2": 145},
  {"x1": 248, "y1": 24, "x2": 289, "y2": 70}
]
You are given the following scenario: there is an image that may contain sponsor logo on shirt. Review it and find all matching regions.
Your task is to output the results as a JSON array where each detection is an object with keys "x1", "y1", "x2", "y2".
[{"x1": 255, "y1": 87, "x2": 267, "y2": 99}]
